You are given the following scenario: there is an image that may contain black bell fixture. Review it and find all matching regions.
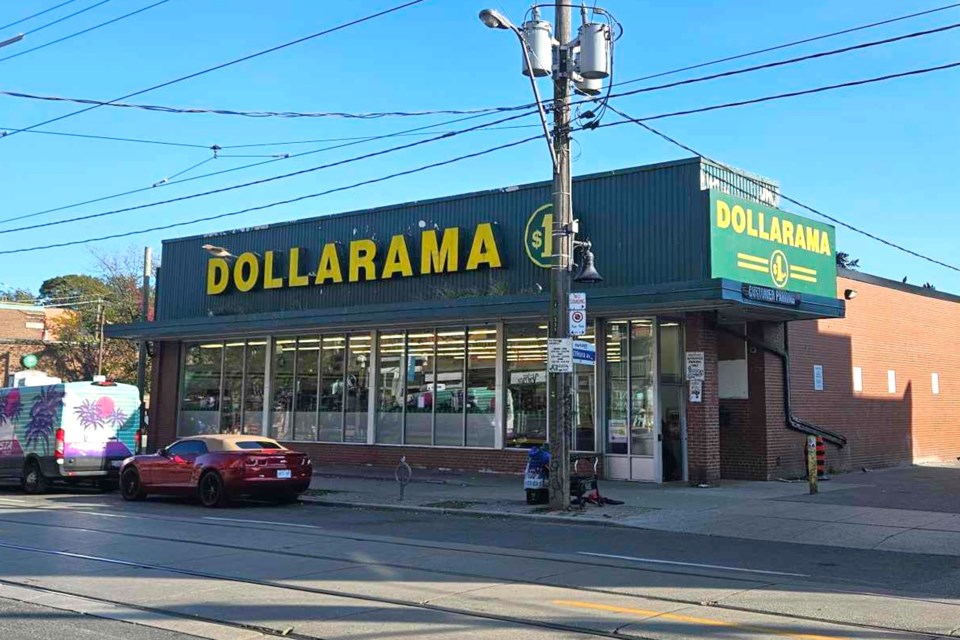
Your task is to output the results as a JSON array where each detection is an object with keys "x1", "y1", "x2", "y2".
[{"x1": 574, "y1": 247, "x2": 603, "y2": 283}]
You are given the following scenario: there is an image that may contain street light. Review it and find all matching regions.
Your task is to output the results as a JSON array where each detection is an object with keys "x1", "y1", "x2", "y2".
[
  {"x1": 0, "y1": 34, "x2": 24, "y2": 50},
  {"x1": 479, "y1": 3, "x2": 613, "y2": 510}
]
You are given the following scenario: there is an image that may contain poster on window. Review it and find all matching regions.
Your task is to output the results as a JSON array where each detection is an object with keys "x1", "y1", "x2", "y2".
[{"x1": 608, "y1": 419, "x2": 628, "y2": 443}]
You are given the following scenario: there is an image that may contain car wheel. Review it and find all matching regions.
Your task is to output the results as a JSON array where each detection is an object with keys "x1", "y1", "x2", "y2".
[
  {"x1": 120, "y1": 468, "x2": 147, "y2": 501},
  {"x1": 198, "y1": 471, "x2": 229, "y2": 508},
  {"x1": 21, "y1": 460, "x2": 49, "y2": 495}
]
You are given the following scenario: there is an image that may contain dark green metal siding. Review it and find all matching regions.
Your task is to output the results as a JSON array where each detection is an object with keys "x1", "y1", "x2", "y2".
[{"x1": 154, "y1": 158, "x2": 770, "y2": 323}]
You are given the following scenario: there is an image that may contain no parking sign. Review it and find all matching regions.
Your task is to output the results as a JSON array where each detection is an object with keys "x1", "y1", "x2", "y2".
[{"x1": 569, "y1": 308, "x2": 586, "y2": 336}]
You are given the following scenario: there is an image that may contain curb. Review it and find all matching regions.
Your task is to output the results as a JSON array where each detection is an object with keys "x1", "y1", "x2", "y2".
[{"x1": 300, "y1": 496, "x2": 639, "y2": 529}]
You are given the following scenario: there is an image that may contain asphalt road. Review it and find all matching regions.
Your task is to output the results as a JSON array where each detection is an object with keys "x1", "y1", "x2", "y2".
[
  {"x1": 0, "y1": 487, "x2": 959, "y2": 640},
  {"x1": 0, "y1": 595, "x2": 197, "y2": 640}
]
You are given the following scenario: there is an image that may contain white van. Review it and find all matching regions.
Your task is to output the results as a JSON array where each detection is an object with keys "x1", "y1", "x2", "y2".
[{"x1": 0, "y1": 381, "x2": 141, "y2": 493}]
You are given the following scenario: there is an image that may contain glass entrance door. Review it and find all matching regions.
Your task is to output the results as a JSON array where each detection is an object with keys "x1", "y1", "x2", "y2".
[
  {"x1": 659, "y1": 321, "x2": 686, "y2": 482},
  {"x1": 605, "y1": 318, "x2": 659, "y2": 481}
]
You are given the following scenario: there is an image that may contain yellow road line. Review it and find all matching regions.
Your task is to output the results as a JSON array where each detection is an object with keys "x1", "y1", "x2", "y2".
[
  {"x1": 791, "y1": 265, "x2": 817, "y2": 275},
  {"x1": 737, "y1": 262, "x2": 769, "y2": 274},
  {"x1": 791, "y1": 274, "x2": 817, "y2": 283},
  {"x1": 553, "y1": 600, "x2": 844, "y2": 640},
  {"x1": 736, "y1": 252, "x2": 767, "y2": 264}
]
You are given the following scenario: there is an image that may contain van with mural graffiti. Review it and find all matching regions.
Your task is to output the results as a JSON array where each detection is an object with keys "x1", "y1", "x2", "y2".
[{"x1": 0, "y1": 380, "x2": 140, "y2": 493}]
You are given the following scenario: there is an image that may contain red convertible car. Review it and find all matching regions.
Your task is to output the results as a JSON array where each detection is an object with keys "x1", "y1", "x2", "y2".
[{"x1": 119, "y1": 435, "x2": 312, "y2": 507}]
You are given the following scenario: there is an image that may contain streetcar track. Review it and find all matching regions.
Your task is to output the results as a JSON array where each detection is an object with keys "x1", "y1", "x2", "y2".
[
  {"x1": 0, "y1": 540, "x2": 657, "y2": 640},
  {"x1": 0, "y1": 509, "x2": 956, "y2": 639}
]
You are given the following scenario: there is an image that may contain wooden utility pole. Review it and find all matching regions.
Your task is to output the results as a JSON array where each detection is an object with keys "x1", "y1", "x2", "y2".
[{"x1": 548, "y1": 0, "x2": 573, "y2": 510}]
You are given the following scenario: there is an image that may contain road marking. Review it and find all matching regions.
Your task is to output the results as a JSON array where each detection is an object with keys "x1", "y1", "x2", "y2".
[
  {"x1": 578, "y1": 552, "x2": 809, "y2": 578},
  {"x1": 203, "y1": 516, "x2": 324, "y2": 530},
  {"x1": 0, "y1": 498, "x2": 26, "y2": 504},
  {"x1": 554, "y1": 600, "x2": 843, "y2": 640}
]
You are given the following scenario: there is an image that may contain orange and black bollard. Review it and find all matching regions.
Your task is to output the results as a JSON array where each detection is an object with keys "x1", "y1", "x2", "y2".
[{"x1": 806, "y1": 436, "x2": 819, "y2": 495}]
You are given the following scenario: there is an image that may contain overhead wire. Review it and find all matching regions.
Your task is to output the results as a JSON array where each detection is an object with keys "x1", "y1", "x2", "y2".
[
  {"x1": 0, "y1": 0, "x2": 82, "y2": 32},
  {"x1": 0, "y1": 0, "x2": 427, "y2": 142},
  {"x1": 21, "y1": 0, "x2": 110, "y2": 36},
  {"x1": 611, "y1": 1, "x2": 960, "y2": 89},
  {"x1": 0, "y1": 0, "x2": 172, "y2": 64},
  {"x1": 0, "y1": 110, "x2": 539, "y2": 235},
  {"x1": 0, "y1": 134, "x2": 544, "y2": 255},
  {"x1": 0, "y1": 110, "x2": 540, "y2": 228},
  {"x1": 7, "y1": 53, "x2": 960, "y2": 236},
  {"x1": 3, "y1": 17, "x2": 958, "y2": 120},
  {"x1": 606, "y1": 104, "x2": 960, "y2": 274},
  {"x1": 0, "y1": 126, "x2": 210, "y2": 149}
]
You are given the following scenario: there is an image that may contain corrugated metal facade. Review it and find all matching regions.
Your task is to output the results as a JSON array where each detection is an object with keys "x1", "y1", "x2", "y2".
[{"x1": 157, "y1": 158, "x2": 726, "y2": 323}]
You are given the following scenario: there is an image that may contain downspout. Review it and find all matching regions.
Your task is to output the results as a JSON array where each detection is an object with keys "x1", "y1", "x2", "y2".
[{"x1": 712, "y1": 321, "x2": 847, "y2": 448}]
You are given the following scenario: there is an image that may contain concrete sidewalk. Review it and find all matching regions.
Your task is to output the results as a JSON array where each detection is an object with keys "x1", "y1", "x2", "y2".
[{"x1": 305, "y1": 463, "x2": 960, "y2": 557}]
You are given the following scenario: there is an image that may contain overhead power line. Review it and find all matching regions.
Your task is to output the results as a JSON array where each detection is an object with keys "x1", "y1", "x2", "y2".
[
  {"x1": 0, "y1": 0, "x2": 82, "y2": 31},
  {"x1": 599, "y1": 21, "x2": 960, "y2": 104},
  {"x1": 595, "y1": 59, "x2": 960, "y2": 127},
  {"x1": 612, "y1": 1, "x2": 960, "y2": 89},
  {"x1": 0, "y1": 0, "x2": 172, "y2": 64},
  {"x1": 0, "y1": 134, "x2": 543, "y2": 255},
  {"x1": 6, "y1": 55, "x2": 959, "y2": 236},
  {"x1": 0, "y1": 0, "x2": 426, "y2": 142},
  {"x1": 22, "y1": 0, "x2": 110, "y2": 36},
  {"x1": 3, "y1": 18, "x2": 958, "y2": 120},
  {"x1": 0, "y1": 110, "x2": 537, "y2": 228},
  {"x1": 0, "y1": 125, "x2": 210, "y2": 149},
  {"x1": 0, "y1": 110, "x2": 537, "y2": 235},
  {"x1": 606, "y1": 104, "x2": 960, "y2": 274}
]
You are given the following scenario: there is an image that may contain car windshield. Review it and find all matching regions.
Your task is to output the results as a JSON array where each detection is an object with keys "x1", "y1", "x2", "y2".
[{"x1": 234, "y1": 440, "x2": 284, "y2": 450}]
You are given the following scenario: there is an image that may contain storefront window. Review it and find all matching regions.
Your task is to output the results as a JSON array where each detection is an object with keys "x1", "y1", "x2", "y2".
[
  {"x1": 294, "y1": 339, "x2": 319, "y2": 441},
  {"x1": 573, "y1": 323, "x2": 596, "y2": 452},
  {"x1": 344, "y1": 334, "x2": 370, "y2": 443},
  {"x1": 178, "y1": 343, "x2": 223, "y2": 436},
  {"x1": 505, "y1": 323, "x2": 547, "y2": 448},
  {"x1": 605, "y1": 322, "x2": 629, "y2": 455},
  {"x1": 630, "y1": 321, "x2": 656, "y2": 456},
  {"x1": 434, "y1": 328, "x2": 465, "y2": 446},
  {"x1": 220, "y1": 343, "x2": 245, "y2": 434},
  {"x1": 242, "y1": 341, "x2": 266, "y2": 436},
  {"x1": 466, "y1": 327, "x2": 497, "y2": 448},
  {"x1": 405, "y1": 331, "x2": 435, "y2": 445},
  {"x1": 318, "y1": 336, "x2": 345, "y2": 442},
  {"x1": 375, "y1": 332, "x2": 405, "y2": 444},
  {"x1": 270, "y1": 339, "x2": 296, "y2": 441}
]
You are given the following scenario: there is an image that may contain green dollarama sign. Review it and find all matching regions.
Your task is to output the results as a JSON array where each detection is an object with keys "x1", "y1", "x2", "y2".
[{"x1": 709, "y1": 190, "x2": 837, "y2": 298}]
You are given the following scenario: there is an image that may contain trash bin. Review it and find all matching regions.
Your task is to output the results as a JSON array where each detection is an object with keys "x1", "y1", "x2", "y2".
[{"x1": 523, "y1": 445, "x2": 550, "y2": 505}]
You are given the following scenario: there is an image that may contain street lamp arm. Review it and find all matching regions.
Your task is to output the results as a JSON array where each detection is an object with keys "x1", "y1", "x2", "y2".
[{"x1": 508, "y1": 26, "x2": 558, "y2": 170}]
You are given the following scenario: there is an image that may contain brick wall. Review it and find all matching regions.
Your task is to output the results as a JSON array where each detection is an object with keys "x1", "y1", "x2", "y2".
[
  {"x1": 788, "y1": 273, "x2": 960, "y2": 471},
  {"x1": 685, "y1": 312, "x2": 721, "y2": 484},
  {"x1": 150, "y1": 341, "x2": 181, "y2": 449}
]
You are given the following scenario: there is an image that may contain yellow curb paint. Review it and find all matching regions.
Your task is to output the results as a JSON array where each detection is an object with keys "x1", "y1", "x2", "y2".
[{"x1": 552, "y1": 600, "x2": 844, "y2": 640}]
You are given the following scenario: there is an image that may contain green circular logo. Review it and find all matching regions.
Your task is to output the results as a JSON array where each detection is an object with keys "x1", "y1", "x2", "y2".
[
  {"x1": 21, "y1": 353, "x2": 38, "y2": 369},
  {"x1": 524, "y1": 203, "x2": 553, "y2": 269},
  {"x1": 770, "y1": 250, "x2": 790, "y2": 288}
]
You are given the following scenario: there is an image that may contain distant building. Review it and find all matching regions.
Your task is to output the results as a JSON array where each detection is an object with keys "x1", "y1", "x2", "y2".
[{"x1": 0, "y1": 302, "x2": 67, "y2": 383}]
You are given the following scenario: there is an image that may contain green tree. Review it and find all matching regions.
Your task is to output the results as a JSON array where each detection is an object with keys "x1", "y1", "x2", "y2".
[
  {"x1": 44, "y1": 247, "x2": 156, "y2": 384},
  {"x1": 0, "y1": 286, "x2": 37, "y2": 303}
]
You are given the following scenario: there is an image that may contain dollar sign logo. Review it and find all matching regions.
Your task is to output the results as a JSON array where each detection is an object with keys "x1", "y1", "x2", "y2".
[{"x1": 770, "y1": 250, "x2": 789, "y2": 288}]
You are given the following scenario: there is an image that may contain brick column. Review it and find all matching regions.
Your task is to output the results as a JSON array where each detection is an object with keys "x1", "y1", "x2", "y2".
[
  {"x1": 150, "y1": 341, "x2": 181, "y2": 448},
  {"x1": 684, "y1": 312, "x2": 721, "y2": 485}
]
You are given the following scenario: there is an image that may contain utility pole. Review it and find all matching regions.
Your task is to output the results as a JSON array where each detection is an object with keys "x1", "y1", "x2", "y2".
[
  {"x1": 136, "y1": 247, "x2": 152, "y2": 453},
  {"x1": 479, "y1": 2, "x2": 609, "y2": 511},
  {"x1": 96, "y1": 300, "x2": 105, "y2": 378},
  {"x1": 548, "y1": 0, "x2": 573, "y2": 510}
]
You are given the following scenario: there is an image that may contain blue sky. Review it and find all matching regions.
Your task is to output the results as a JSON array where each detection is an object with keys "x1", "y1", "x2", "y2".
[{"x1": 0, "y1": 0, "x2": 957, "y2": 293}]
